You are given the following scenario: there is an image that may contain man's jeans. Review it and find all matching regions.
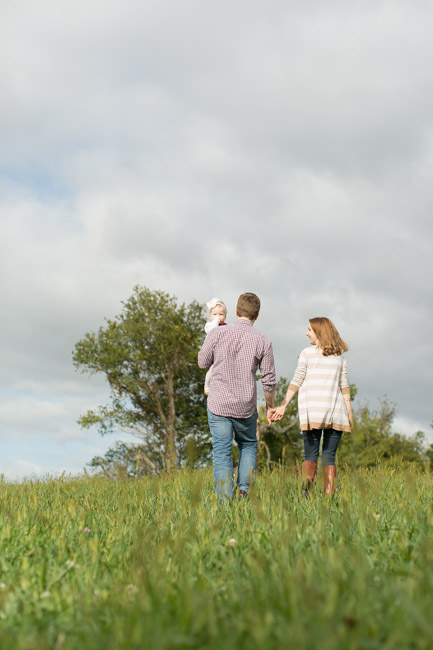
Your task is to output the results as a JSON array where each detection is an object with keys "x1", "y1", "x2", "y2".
[
  {"x1": 207, "y1": 407, "x2": 258, "y2": 499},
  {"x1": 303, "y1": 429, "x2": 342, "y2": 466}
]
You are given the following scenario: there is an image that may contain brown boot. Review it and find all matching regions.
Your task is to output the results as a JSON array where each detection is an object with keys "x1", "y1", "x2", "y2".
[
  {"x1": 324, "y1": 465, "x2": 336, "y2": 495},
  {"x1": 301, "y1": 461, "x2": 317, "y2": 498}
]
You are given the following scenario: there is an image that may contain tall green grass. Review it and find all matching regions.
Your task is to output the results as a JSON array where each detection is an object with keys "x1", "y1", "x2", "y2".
[{"x1": 0, "y1": 467, "x2": 432, "y2": 649}]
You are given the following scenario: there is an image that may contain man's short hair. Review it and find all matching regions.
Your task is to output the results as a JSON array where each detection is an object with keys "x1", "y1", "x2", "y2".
[{"x1": 236, "y1": 293, "x2": 261, "y2": 321}]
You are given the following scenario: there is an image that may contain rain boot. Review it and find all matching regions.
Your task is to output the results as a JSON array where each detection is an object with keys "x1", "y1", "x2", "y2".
[
  {"x1": 301, "y1": 461, "x2": 317, "y2": 498},
  {"x1": 324, "y1": 465, "x2": 336, "y2": 495}
]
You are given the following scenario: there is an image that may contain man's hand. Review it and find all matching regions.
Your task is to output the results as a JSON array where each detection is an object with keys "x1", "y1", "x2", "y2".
[
  {"x1": 264, "y1": 389, "x2": 276, "y2": 425},
  {"x1": 266, "y1": 407, "x2": 276, "y2": 425}
]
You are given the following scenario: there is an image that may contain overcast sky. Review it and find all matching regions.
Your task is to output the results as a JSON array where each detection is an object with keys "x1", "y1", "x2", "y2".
[{"x1": 1, "y1": 0, "x2": 432, "y2": 479}]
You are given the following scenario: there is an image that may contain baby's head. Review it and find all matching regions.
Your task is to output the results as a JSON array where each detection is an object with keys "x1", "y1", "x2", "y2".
[{"x1": 206, "y1": 298, "x2": 227, "y2": 324}]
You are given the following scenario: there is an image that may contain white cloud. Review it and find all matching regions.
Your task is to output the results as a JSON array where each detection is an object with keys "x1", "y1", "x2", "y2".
[
  {"x1": 1, "y1": 0, "x2": 433, "y2": 477},
  {"x1": 0, "y1": 398, "x2": 68, "y2": 432},
  {"x1": 394, "y1": 416, "x2": 431, "y2": 440},
  {"x1": 0, "y1": 460, "x2": 45, "y2": 481}
]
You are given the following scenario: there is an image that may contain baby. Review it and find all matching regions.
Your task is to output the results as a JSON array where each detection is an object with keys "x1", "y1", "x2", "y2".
[{"x1": 204, "y1": 298, "x2": 227, "y2": 395}]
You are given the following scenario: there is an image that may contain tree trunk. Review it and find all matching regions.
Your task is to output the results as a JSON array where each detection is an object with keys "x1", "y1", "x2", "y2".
[
  {"x1": 136, "y1": 450, "x2": 160, "y2": 476},
  {"x1": 165, "y1": 372, "x2": 178, "y2": 472}
]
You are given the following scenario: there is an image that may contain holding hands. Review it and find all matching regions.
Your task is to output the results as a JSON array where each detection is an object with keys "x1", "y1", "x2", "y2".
[
  {"x1": 270, "y1": 387, "x2": 297, "y2": 422},
  {"x1": 271, "y1": 403, "x2": 287, "y2": 421},
  {"x1": 266, "y1": 407, "x2": 276, "y2": 424}
]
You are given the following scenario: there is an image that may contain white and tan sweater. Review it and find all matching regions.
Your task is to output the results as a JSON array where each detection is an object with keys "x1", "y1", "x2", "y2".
[{"x1": 289, "y1": 346, "x2": 351, "y2": 433}]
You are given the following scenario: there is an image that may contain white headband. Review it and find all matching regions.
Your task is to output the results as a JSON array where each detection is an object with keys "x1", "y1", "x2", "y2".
[{"x1": 206, "y1": 297, "x2": 227, "y2": 312}]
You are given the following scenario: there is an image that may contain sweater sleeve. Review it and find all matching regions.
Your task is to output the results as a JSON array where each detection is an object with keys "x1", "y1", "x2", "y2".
[
  {"x1": 198, "y1": 328, "x2": 217, "y2": 369},
  {"x1": 204, "y1": 317, "x2": 220, "y2": 335},
  {"x1": 339, "y1": 357, "x2": 349, "y2": 390},
  {"x1": 289, "y1": 351, "x2": 308, "y2": 389}
]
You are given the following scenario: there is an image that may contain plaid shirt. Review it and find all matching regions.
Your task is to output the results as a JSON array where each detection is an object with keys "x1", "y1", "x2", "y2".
[{"x1": 198, "y1": 318, "x2": 276, "y2": 418}]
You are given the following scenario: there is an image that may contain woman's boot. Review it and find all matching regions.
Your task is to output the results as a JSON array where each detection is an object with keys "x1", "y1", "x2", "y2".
[
  {"x1": 301, "y1": 461, "x2": 317, "y2": 498},
  {"x1": 324, "y1": 465, "x2": 336, "y2": 495}
]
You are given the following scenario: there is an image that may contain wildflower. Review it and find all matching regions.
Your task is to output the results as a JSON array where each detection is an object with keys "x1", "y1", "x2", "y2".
[
  {"x1": 0, "y1": 583, "x2": 6, "y2": 590},
  {"x1": 40, "y1": 591, "x2": 51, "y2": 599},
  {"x1": 228, "y1": 538, "x2": 237, "y2": 547},
  {"x1": 65, "y1": 560, "x2": 78, "y2": 570},
  {"x1": 83, "y1": 527, "x2": 91, "y2": 533},
  {"x1": 125, "y1": 584, "x2": 139, "y2": 596},
  {"x1": 376, "y1": 514, "x2": 381, "y2": 521}
]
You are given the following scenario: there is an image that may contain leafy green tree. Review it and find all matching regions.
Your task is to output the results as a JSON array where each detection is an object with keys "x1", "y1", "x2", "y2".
[
  {"x1": 73, "y1": 286, "x2": 210, "y2": 473},
  {"x1": 256, "y1": 381, "x2": 357, "y2": 469},
  {"x1": 422, "y1": 422, "x2": 433, "y2": 470},
  {"x1": 257, "y1": 377, "x2": 303, "y2": 468},
  {"x1": 256, "y1": 380, "x2": 426, "y2": 472},
  {"x1": 338, "y1": 397, "x2": 425, "y2": 468},
  {"x1": 88, "y1": 441, "x2": 160, "y2": 478}
]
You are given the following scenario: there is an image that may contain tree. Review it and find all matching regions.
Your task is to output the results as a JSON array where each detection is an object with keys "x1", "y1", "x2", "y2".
[
  {"x1": 256, "y1": 380, "x2": 358, "y2": 469},
  {"x1": 73, "y1": 286, "x2": 210, "y2": 473},
  {"x1": 257, "y1": 377, "x2": 303, "y2": 469},
  {"x1": 88, "y1": 441, "x2": 160, "y2": 478},
  {"x1": 420, "y1": 421, "x2": 433, "y2": 470},
  {"x1": 338, "y1": 397, "x2": 425, "y2": 468},
  {"x1": 255, "y1": 381, "x2": 426, "y2": 470}
]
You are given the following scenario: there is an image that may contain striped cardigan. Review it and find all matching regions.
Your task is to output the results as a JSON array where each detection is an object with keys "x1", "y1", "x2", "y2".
[{"x1": 289, "y1": 346, "x2": 351, "y2": 433}]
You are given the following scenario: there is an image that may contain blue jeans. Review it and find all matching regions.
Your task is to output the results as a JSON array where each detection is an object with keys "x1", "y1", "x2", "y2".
[
  {"x1": 207, "y1": 407, "x2": 258, "y2": 499},
  {"x1": 303, "y1": 429, "x2": 342, "y2": 466}
]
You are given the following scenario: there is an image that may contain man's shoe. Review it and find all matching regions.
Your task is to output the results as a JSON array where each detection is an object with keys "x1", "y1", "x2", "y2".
[{"x1": 238, "y1": 489, "x2": 248, "y2": 499}]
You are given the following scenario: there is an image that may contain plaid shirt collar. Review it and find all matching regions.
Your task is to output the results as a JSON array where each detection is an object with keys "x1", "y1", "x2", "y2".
[{"x1": 235, "y1": 318, "x2": 254, "y2": 326}]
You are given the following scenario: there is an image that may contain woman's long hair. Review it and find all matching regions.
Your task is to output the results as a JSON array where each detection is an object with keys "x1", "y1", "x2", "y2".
[{"x1": 309, "y1": 317, "x2": 348, "y2": 357}]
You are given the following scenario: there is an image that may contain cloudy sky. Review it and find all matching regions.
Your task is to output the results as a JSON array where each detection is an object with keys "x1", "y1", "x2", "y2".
[{"x1": 1, "y1": 0, "x2": 432, "y2": 479}]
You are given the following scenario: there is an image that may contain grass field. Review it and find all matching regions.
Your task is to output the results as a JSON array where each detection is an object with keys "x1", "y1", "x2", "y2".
[{"x1": 0, "y1": 466, "x2": 432, "y2": 649}]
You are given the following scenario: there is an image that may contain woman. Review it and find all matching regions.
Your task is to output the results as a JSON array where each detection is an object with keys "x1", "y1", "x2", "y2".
[{"x1": 272, "y1": 317, "x2": 353, "y2": 496}]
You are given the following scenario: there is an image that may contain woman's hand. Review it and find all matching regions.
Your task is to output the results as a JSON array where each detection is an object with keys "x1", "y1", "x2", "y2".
[
  {"x1": 343, "y1": 397, "x2": 354, "y2": 428},
  {"x1": 271, "y1": 404, "x2": 287, "y2": 421}
]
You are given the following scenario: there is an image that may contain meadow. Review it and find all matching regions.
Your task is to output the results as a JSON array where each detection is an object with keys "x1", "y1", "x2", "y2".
[{"x1": 0, "y1": 467, "x2": 432, "y2": 650}]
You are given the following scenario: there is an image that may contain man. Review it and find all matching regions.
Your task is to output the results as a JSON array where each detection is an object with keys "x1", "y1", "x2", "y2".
[{"x1": 198, "y1": 292, "x2": 276, "y2": 499}]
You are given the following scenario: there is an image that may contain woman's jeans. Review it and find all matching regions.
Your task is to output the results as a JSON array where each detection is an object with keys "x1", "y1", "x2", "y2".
[
  {"x1": 303, "y1": 429, "x2": 342, "y2": 466},
  {"x1": 207, "y1": 407, "x2": 258, "y2": 499}
]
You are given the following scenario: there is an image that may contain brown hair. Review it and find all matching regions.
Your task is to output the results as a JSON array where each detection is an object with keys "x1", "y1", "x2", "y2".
[
  {"x1": 309, "y1": 317, "x2": 348, "y2": 356},
  {"x1": 236, "y1": 293, "x2": 261, "y2": 321}
]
